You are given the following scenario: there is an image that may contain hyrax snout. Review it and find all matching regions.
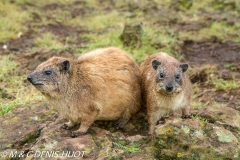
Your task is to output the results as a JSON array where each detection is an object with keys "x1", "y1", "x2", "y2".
[
  {"x1": 140, "y1": 52, "x2": 192, "y2": 135},
  {"x1": 28, "y1": 47, "x2": 141, "y2": 137}
]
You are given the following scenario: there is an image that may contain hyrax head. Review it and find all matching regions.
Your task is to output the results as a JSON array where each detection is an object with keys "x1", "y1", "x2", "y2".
[
  {"x1": 27, "y1": 57, "x2": 70, "y2": 96},
  {"x1": 152, "y1": 60, "x2": 188, "y2": 94}
]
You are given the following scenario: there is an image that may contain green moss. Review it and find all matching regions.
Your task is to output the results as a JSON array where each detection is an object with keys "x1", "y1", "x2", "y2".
[
  {"x1": 192, "y1": 130, "x2": 205, "y2": 139},
  {"x1": 216, "y1": 130, "x2": 237, "y2": 143},
  {"x1": 84, "y1": 147, "x2": 95, "y2": 155},
  {"x1": 43, "y1": 140, "x2": 58, "y2": 150},
  {"x1": 181, "y1": 126, "x2": 190, "y2": 134},
  {"x1": 211, "y1": 78, "x2": 240, "y2": 91},
  {"x1": 16, "y1": 129, "x2": 41, "y2": 147},
  {"x1": 113, "y1": 141, "x2": 140, "y2": 154},
  {"x1": 155, "y1": 125, "x2": 174, "y2": 135},
  {"x1": 225, "y1": 63, "x2": 238, "y2": 71},
  {"x1": 234, "y1": 152, "x2": 239, "y2": 158},
  {"x1": 107, "y1": 156, "x2": 123, "y2": 160},
  {"x1": 192, "y1": 115, "x2": 211, "y2": 123}
]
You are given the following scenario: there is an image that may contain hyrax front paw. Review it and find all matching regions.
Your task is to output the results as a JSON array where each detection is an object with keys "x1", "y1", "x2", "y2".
[
  {"x1": 71, "y1": 131, "x2": 86, "y2": 138},
  {"x1": 61, "y1": 123, "x2": 74, "y2": 130},
  {"x1": 115, "y1": 118, "x2": 129, "y2": 130},
  {"x1": 181, "y1": 115, "x2": 192, "y2": 119}
]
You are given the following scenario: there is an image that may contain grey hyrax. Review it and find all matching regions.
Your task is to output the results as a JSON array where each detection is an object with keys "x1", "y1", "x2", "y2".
[
  {"x1": 140, "y1": 52, "x2": 192, "y2": 135},
  {"x1": 27, "y1": 47, "x2": 141, "y2": 137}
]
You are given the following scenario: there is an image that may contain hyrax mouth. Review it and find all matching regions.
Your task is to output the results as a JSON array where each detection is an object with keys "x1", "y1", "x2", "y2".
[
  {"x1": 32, "y1": 82, "x2": 44, "y2": 86},
  {"x1": 27, "y1": 75, "x2": 43, "y2": 86}
]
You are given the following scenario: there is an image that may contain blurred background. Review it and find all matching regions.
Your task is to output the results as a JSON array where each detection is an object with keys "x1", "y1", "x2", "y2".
[{"x1": 1, "y1": 0, "x2": 239, "y2": 115}]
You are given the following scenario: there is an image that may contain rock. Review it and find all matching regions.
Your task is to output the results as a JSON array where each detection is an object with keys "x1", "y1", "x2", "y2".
[
  {"x1": 1, "y1": 102, "x2": 240, "y2": 159},
  {"x1": 0, "y1": 102, "x2": 151, "y2": 159},
  {"x1": 0, "y1": 102, "x2": 53, "y2": 151},
  {"x1": 199, "y1": 106, "x2": 240, "y2": 132},
  {"x1": 120, "y1": 22, "x2": 143, "y2": 47},
  {"x1": 154, "y1": 118, "x2": 240, "y2": 159}
]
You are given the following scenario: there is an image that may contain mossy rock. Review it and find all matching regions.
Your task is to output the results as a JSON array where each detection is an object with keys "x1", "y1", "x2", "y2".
[
  {"x1": 154, "y1": 119, "x2": 240, "y2": 159},
  {"x1": 120, "y1": 22, "x2": 143, "y2": 47}
]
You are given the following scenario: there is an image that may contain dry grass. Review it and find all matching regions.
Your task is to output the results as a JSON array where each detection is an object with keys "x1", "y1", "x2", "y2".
[
  {"x1": 0, "y1": 1, "x2": 30, "y2": 42},
  {"x1": 34, "y1": 32, "x2": 64, "y2": 49},
  {"x1": 0, "y1": 55, "x2": 42, "y2": 116}
]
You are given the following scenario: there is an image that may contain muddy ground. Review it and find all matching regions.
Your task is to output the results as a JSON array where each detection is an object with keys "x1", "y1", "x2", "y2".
[{"x1": 0, "y1": 0, "x2": 240, "y2": 159}]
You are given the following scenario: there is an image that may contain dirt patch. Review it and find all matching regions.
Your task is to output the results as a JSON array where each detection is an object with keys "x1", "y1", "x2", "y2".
[
  {"x1": 41, "y1": 1, "x2": 93, "y2": 17},
  {"x1": 182, "y1": 40, "x2": 240, "y2": 68},
  {"x1": 0, "y1": 31, "x2": 35, "y2": 54},
  {"x1": 183, "y1": 39, "x2": 240, "y2": 112},
  {"x1": 174, "y1": 21, "x2": 210, "y2": 31},
  {"x1": 196, "y1": 85, "x2": 240, "y2": 110},
  {"x1": 199, "y1": 9, "x2": 240, "y2": 24},
  {"x1": 41, "y1": 3, "x2": 62, "y2": 11},
  {"x1": 70, "y1": 1, "x2": 93, "y2": 17},
  {"x1": 39, "y1": 23, "x2": 89, "y2": 47},
  {"x1": 71, "y1": 7, "x2": 93, "y2": 18}
]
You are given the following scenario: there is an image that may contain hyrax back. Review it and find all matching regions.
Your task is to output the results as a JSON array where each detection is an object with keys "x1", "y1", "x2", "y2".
[
  {"x1": 27, "y1": 47, "x2": 141, "y2": 137},
  {"x1": 140, "y1": 52, "x2": 192, "y2": 135}
]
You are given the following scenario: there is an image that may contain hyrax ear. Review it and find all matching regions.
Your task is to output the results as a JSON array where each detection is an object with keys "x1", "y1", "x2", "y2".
[
  {"x1": 179, "y1": 63, "x2": 188, "y2": 72},
  {"x1": 152, "y1": 60, "x2": 161, "y2": 70},
  {"x1": 61, "y1": 60, "x2": 70, "y2": 73}
]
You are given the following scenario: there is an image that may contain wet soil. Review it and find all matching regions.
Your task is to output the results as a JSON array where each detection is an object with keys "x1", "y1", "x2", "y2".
[
  {"x1": 183, "y1": 40, "x2": 240, "y2": 68},
  {"x1": 183, "y1": 39, "x2": 240, "y2": 111},
  {"x1": 39, "y1": 23, "x2": 89, "y2": 46}
]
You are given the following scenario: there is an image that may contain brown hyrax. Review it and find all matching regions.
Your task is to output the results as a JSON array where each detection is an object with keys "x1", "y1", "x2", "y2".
[
  {"x1": 27, "y1": 47, "x2": 141, "y2": 137},
  {"x1": 140, "y1": 52, "x2": 192, "y2": 135}
]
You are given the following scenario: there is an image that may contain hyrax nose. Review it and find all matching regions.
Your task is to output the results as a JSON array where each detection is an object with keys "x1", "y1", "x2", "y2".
[
  {"x1": 27, "y1": 75, "x2": 33, "y2": 83},
  {"x1": 166, "y1": 84, "x2": 173, "y2": 92}
]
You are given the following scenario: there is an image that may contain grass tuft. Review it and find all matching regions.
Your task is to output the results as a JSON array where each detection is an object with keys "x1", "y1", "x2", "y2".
[
  {"x1": 34, "y1": 32, "x2": 64, "y2": 49},
  {"x1": 113, "y1": 141, "x2": 140, "y2": 154},
  {"x1": 211, "y1": 78, "x2": 240, "y2": 91},
  {"x1": 0, "y1": 55, "x2": 42, "y2": 116},
  {"x1": 0, "y1": 1, "x2": 30, "y2": 43}
]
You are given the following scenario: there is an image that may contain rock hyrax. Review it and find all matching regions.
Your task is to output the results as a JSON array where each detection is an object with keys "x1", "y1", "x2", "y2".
[
  {"x1": 140, "y1": 52, "x2": 192, "y2": 135},
  {"x1": 27, "y1": 47, "x2": 141, "y2": 137}
]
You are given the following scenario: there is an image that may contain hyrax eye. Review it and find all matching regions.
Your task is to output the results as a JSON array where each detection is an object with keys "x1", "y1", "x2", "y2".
[
  {"x1": 176, "y1": 74, "x2": 181, "y2": 80},
  {"x1": 44, "y1": 70, "x2": 52, "y2": 76}
]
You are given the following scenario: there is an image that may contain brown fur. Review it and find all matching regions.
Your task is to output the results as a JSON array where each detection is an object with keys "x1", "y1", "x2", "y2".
[
  {"x1": 28, "y1": 47, "x2": 141, "y2": 137},
  {"x1": 140, "y1": 52, "x2": 192, "y2": 135}
]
